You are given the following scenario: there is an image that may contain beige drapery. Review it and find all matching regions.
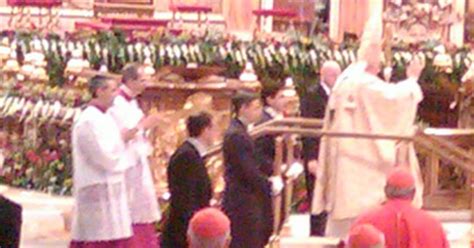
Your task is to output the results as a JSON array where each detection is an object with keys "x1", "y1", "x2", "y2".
[{"x1": 330, "y1": 0, "x2": 383, "y2": 43}]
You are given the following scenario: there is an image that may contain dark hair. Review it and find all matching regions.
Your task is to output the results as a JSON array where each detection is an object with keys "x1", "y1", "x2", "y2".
[
  {"x1": 260, "y1": 80, "x2": 285, "y2": 106},
  {"x1": 231, "y1": 91, "x2": 260, "y2": 115},
  {"x1": 122, "y1": 63, "x2": 142, "y2": 84},
  {"x1": 187, "y1": 112, "x2": 213, "y2": 138},
  {"x1": 89, "y1": 75, "x2": 109, "y2": 98}
]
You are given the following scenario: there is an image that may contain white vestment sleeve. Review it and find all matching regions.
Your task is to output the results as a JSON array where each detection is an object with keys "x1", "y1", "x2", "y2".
[
  {"x1": 76, "y1": 120, "x2": 128, "y2": 172},
  {"x1": 365, "y1": 77, "x2": 423, "y2": 104}
]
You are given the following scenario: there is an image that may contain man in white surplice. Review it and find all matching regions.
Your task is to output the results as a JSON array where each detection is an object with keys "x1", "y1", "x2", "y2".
[
  {"x1": 71, "y1": 75, "x2": 138, "y2": 245},
  {"x1": 311, "y1": 15, "x2": 425, "y2": 239},
  {"x1": 108, "y1": 63, "x2": 161, "y2": 244}
]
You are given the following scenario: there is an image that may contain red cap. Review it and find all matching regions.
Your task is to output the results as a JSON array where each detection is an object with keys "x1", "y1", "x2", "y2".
[
  {"x1": 189, "y1": 207, "x2": 230, "y2": 238},
  {"x1": 387, "y1": 168, "x2": 415, "y2": 189},
  {"x1": 348, "y1": 224, "x2": 384, "y2": 248}
]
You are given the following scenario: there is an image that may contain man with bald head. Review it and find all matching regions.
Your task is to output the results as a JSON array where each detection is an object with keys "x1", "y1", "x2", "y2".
[
  {"x1": 312, "y1": 15, "x2": 425, "y2": 238},
  {"x1": 300, "y1": 60, "x2": 341, "y2": 236}
]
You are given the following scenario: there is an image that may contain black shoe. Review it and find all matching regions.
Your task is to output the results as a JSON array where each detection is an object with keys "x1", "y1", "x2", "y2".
[{"x1": 310, "y1": 212, "x2": 328, "y2": 236}]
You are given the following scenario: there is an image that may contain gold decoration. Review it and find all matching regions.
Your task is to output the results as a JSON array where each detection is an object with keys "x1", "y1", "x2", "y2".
[
  {"x1": 149, "y1": 92, "x2": 230, "y2": 196},
  {"x1": 383, "y1": 1, "x2": 462, "y2": 44}
]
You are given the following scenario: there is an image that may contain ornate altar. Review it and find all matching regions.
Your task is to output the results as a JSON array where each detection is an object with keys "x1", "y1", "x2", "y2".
[
  {"x1": 7, "y1": 0, "x2": 62, "y2": 31},
  {"x1": 136, "y1": 67, "x2": 260, "y2": 195},
  {"x1": 272, "y1": 0, "x2": 316, "y2": 35},
  {"x1": 383, "y1": 0, "x2": 462, "y2": 44}
]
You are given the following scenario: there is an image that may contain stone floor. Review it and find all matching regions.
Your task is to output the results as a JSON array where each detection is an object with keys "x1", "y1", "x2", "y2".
[{"x1": 0, "y1": 185, "x2": 471, "y2": 248}]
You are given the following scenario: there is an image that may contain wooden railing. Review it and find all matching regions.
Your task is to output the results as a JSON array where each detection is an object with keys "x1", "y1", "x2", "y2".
[{"x1": 203, "y1": 117, "x2": 474, "y2": 247}]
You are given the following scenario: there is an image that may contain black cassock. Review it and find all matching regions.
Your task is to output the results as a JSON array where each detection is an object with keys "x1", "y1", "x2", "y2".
[
  {"x1": 162, "y1": 141, "x2": 212, "y2": 248},
  {"x1": 0, "y1": 195, "x2": 22, "y2": 248},
  {"x1": 222, "y1": 118, "x2": 272, "y2": 248}
]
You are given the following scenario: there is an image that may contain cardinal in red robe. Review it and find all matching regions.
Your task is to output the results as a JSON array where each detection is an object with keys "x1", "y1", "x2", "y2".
[{"x1": 352, "y1": 168, "x2": 449, "y2": 248}]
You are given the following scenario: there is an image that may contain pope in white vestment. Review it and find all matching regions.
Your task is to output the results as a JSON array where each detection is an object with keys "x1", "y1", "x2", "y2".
[{"x1": 312, "y1": 15, "x2": 425, "y2": 239}]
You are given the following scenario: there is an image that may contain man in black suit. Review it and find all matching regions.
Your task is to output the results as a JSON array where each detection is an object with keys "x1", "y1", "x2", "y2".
[
  {"x1": 0, "y1": 195, "x2": 22, "y2": 248},
  {"x1": 255, "y1": 81, "x2": 288, "y2": 177},
  {"x1": 222, "y1": 91, "x2": 283, "y2": 248},
  {"x1": 254, "y1": 81, "x2": 288, "y2": 240},
  {"x1": 162, "y1": 112, "x2": 217, "y2": 248},
  {"x1": 300, "y1": 61, "x2": 341, "y2": 236}
]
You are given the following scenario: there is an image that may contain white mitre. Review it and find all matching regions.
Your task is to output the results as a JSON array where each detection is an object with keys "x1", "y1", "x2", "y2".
[{"x1": 357, "y1": 13, "x2": 383, "y2": 62}]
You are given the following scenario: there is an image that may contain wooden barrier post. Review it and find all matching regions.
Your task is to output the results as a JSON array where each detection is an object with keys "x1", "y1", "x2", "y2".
[{"x1": 268, "y1": 136, "x2": 284, "y2": 248}]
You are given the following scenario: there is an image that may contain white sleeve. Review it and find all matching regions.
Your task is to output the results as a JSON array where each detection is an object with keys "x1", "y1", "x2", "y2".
[
  {"x1": 365, "y1": 77, "x2": 423, "y2": 103},
  {"x1": 76, "y1": 120, "x2": 129, "y2": 172},
  {"x1": 108, "y1": 102, "x2": 127, "y2": 132},
  {"x1": 108, "y1": 99, "x2": 142, "y2": 131}
]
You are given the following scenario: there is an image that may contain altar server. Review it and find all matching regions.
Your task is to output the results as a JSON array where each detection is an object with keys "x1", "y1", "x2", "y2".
[{"x1": 70, "y1": 75, "x2": 136, "y2": 247}]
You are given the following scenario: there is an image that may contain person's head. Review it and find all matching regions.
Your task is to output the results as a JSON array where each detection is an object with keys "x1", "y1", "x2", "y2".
[
  {"x1": 320, "y1": 61, "x2": 341, "y2": 88},
  {"x1": 261, "y1": 80, "x2": 288, "y2": 113},
  {"x1": 187, "y1": 207, "x2": 231, "y2": 248},
  {"x1": 88, "y1": 75, "x2": 118, "y2": 108},
  {"x1": 186, "y1": 112, "x2": 217, "y2": 146},
  {"x1": 357, "y1": 41, "x2": 382, "y2": 75},
  {"x1": 384, "y1": 168, "x2": 416, "y2": 200},
  {"x1": 231, "y1": 91, "x2": 262, "y2": 124},
  {"x1": 121, "y1": 63, "x2": 148, "y2": 95},
  {"x1": 348, "y1": 224, "x2": 385, "y2": 248}
]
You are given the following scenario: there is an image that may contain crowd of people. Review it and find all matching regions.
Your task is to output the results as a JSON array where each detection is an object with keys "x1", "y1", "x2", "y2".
[{"x1": 67, "y1": 16, "x2": 451, "y2": 248}]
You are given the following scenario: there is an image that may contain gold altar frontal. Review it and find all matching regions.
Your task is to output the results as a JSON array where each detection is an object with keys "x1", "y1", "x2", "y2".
[
  {"x1": 140, "y1": 80, "x2": 260, "y2": 112},
  {"x1": 137, "y1": 79, "x2": 261, "y2": 196}
]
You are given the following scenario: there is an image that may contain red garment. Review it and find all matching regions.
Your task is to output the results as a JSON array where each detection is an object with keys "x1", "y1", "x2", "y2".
[
  {"x1": 70, "y1": 224, "x2": 159, "y2": 248},
  {"x1": 70, "y1": 238, "x2": 133, "y2": 248},
  {"x1": 131, "y1": 223, "x2": 159, "y2": 247},
  {"x1": 348, "y1": 224, "x2": 384, "y2": 247},
  {"x1": 353, "y1": 199, "x2": 449, "y2": 248}
]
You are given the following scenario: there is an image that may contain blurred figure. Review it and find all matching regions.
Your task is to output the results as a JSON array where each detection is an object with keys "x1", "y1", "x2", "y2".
[
  {"x1": 162, "y1": 112, "x2": 217, "y2": 248},
  {"x1": 187, "y1": 207, "x2": 231, "y2": 248},
  {"x1": 0, "y1": 194, "x2": 22, "y2": 248},
  {"x1": 300, "y1": 60, "x2": 341, "y2": 236}
]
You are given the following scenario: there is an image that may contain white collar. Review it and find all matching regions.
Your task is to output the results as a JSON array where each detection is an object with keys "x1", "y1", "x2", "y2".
[
  {"x1": 264, "y1": 106, "x2": 283, "y2": 119},
  {"x1": 187, "y1": 138, "x2": 207, "y2": 157},
  {"x1": 238, "y1": 117, "x2": 255, "y2": 131},
  {"x1": 320, "y1": 81, "x2": 331, "y2": 96}
]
